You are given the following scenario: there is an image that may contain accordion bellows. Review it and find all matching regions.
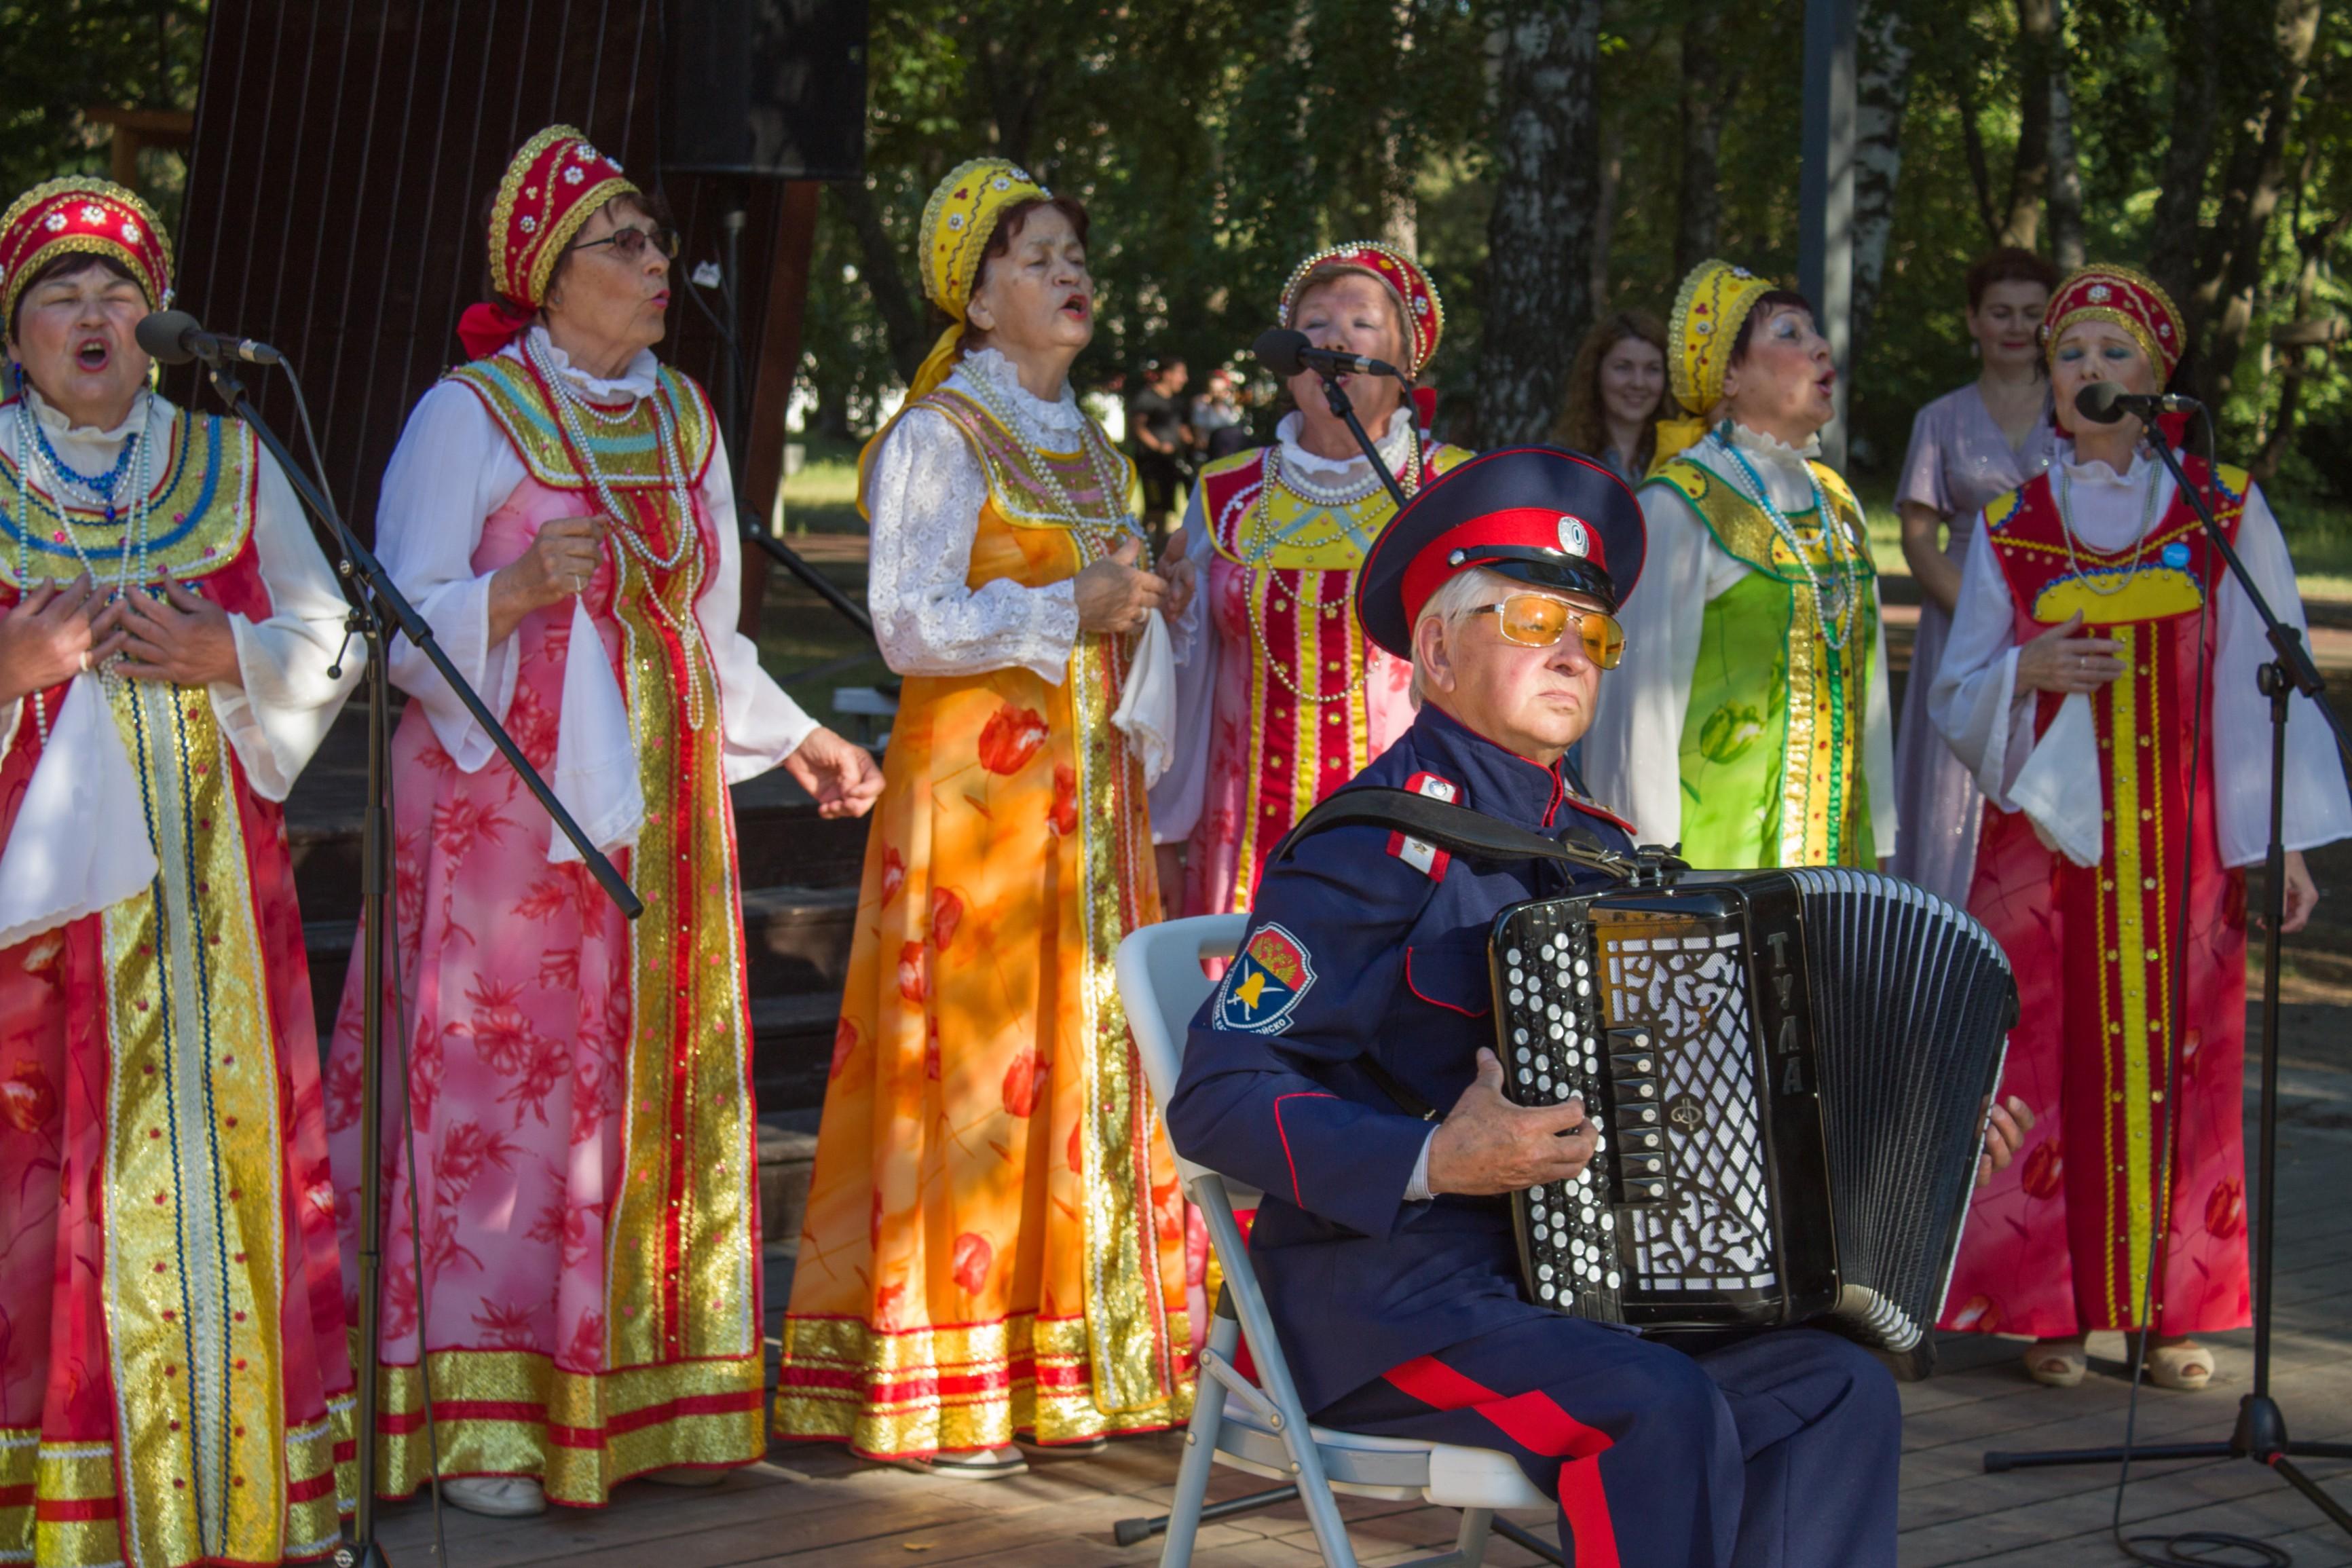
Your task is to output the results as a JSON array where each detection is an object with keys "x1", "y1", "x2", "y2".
[{"x1": 1489, "y1": 868, "x2": 2016, "y2": 1357}]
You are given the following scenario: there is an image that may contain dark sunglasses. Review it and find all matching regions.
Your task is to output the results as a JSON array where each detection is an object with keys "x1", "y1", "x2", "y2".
[{"x1": 567, "y1": 225, "x2": 680, "y2": 261}]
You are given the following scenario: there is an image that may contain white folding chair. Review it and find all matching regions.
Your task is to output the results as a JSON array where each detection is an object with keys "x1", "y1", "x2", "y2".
[{"x1": 1119, "y1": 915, "x2": 1554, "y2": 1568}]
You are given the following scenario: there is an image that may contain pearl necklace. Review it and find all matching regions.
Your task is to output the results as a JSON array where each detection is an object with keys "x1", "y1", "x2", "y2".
[
  {"x1": 523, "y1": 338, "x2": 711, "y2": 732},
  {"x1": 2054, "y1": 455, "x2": 2163, "y2": 596},
  {"x1": 956, "y1": 365, "x2": 1135, "y2": 556},
  {"x1": 10, "y1": 387, "x2": 161, "y2": 743},
  {"x1": 1717, "y1": 429, "x2": 1860, "y2": 653},
  {"x1": 1239, "y1": 436, "x2": 1427, "y2": 705}
]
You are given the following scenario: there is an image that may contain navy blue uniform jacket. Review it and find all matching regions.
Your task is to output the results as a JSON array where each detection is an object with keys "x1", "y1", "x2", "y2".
[{"x1": 1165, "y1": 705, "x2": 1637, "y2": 1415}]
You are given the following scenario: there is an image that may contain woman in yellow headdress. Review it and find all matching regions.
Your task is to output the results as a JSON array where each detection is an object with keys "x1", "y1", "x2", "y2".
[
  {"x1": 774, "y1": 160, "x2": 1195, "y2": 1475},
  {"x1": 1581, "y1": 260, "x2": 1893, "y2": 869}
]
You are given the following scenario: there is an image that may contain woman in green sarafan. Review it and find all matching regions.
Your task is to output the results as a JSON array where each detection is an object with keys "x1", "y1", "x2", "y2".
[{"x1": 1582, "y1": 259, "x2": 1893, "y2": 868}]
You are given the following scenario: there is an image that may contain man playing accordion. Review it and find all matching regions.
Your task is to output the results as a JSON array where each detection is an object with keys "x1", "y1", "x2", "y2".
[{"x1": 1165, "y1": 447, "x2": 2026, "y2": 1568}]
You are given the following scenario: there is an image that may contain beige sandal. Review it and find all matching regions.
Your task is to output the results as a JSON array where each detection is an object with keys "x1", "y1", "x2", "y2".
[
  {"x1": 2025, "y1": 1339, "x2": 2089, "y2": 1387},
  {"x1": 2146, "y1": 1341, "x2": 2216, "y2": 1391}
]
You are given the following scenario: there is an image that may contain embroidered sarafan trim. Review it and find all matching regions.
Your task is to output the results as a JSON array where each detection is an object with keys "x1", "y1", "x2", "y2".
[
  {"x1": 0, "y1": 403, "x2": 253, "y2": 586},
  {"x1": 446, "y1": 358, "x2": 715, "y2": 494}
]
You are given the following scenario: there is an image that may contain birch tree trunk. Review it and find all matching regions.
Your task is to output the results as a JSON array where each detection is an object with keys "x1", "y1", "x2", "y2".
[
  {"x1": 1849, "y1": 0, "x2": 1913, "y2": 375},
  {"x1": 1999, "y1": 0, "x2": 2057, "y2": 250},
  {"x1": 1476, "y1": 0, "x2": 1601, "y2": 445},
  {"x1": 2045, "y1": 0, "x2": 2085, "y2": 269}
]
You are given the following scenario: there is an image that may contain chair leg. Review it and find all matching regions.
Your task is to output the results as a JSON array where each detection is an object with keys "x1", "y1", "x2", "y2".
[
  {"x1": 1452, "y1": 1507, "x2": 1495, "y2": 1567},
  {"x1": 1158, "y1": 1307, "x2": 1236, "y2": 1567}
]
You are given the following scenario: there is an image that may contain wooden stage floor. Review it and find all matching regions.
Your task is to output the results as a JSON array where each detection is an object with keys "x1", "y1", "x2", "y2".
[{"x1": 371, "y1": 1046, "x2": 2352, "y2": 1568}]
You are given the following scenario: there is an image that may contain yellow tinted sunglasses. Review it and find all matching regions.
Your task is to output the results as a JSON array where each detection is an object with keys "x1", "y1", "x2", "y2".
[{"x1": 1470, "y1": 592, "x2": 1626, "y2": 669}]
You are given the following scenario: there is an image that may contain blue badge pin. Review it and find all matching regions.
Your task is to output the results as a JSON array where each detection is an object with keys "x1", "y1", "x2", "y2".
[{"x1": 2161, "y1": 541, "x2": 2191, "y2": 568}]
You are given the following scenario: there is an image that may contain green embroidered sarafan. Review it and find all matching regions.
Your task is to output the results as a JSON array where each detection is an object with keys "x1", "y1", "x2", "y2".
[{"x1": 1646, "y1": 456, "x2": 1878, "y2": 870}]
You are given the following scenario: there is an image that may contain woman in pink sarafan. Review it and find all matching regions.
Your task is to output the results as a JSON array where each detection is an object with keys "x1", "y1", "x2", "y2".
[
  {"x1": 1931, "y1": 265, "x2": 2351, "y2": 1393},
  {"x1": 324, "y1": 125, "x2": 878, "y2": 1519}
]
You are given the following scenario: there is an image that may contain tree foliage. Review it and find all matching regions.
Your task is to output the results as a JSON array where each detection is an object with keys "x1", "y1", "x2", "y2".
[{"x1": 0, "y1": 0, "x2": 204, "y2": 226}]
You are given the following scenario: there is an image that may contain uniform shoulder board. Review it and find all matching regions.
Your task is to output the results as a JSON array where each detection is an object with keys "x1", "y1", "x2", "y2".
[
  {"x1": 1387, "y1": 772, "x2": 1460, "y2": 879},
  {"x1": 1563, "y1": 791, "x2": 1637, "y2": 838}
]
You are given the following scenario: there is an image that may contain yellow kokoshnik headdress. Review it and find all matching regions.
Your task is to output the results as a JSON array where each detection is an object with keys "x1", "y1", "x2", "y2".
[
  {"x1": 910, "y1": 156, "x2": 1055, "y2": 402},
  {"x1": 1651, "y1": 257, "x2": 1778, "y2": 472},
  {"x1": 856, "y1": 157, "x2": 1057, "y2": 516}
]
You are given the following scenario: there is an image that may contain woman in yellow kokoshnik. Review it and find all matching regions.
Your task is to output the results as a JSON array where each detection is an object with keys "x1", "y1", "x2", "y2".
[{"x1": 774, "y1": 160, "x2": 1197, "y2": 1478}]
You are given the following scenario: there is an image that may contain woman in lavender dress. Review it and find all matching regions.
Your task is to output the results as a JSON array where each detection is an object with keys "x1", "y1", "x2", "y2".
[{"x1": 1889, "y1": 248, "x2": 2060, "y2": 904}]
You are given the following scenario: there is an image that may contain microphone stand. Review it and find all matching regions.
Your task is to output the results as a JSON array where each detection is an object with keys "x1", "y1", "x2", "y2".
[
  {"x1": 193, "y1": 355, "x2": 642, "y2": 1568},
  {"x1": 1315, "y1": 371, "x2": 1411, "y2": 512},
  {"x1": 1983, "y1": 429, "x2": 2352, "y2": 1540}
]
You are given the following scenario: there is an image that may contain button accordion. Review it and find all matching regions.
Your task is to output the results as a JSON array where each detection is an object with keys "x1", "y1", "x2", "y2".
[{"x1": 1491, "y1": 868, "x2": 2015, "y2": 1360}]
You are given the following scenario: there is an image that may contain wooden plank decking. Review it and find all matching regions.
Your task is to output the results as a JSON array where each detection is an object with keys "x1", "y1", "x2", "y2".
[{"x1": 368, "y1": 1032, "x2": 2352, "y2": 1568}]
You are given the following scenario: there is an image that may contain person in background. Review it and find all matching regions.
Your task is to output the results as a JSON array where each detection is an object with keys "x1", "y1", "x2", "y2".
[
  {"x1": 1549, "y1": 310, "x2": 1668, "y2": 482},
  {"x1": 1932, "y1": 265, "x2": 2351, "y2": 1392},
  {"x1": 1128, "y1": 356, "x2": 1193, "y2": 540},
  {"x1": 1888, "y1": 247, "x2": 2060, "y2": 907},
  {"x1": 1582, "y1": 259, "x2": 1892, "y2": 870},
  {"x1": 776, "y1": 157, "x2": 1195, "y2": 1478},
  {"x1": 1191, "y1": 365, "x2": 1249, "y2": 462}
]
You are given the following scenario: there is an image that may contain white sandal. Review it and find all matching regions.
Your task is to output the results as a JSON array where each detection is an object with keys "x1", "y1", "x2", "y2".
[
  {"x1": 2024, "y1": 1339, "x2": 2088, "y2": 1388},
  {"x1": 2146, "y1": 1341, "x2": 2216, "y2": 1391},
  {"x1": 906, "y1": 1446, "x2": 1028, "y2": 1481},
  {"x1": 438, "y1": 1475, "x2": 547, "y2": 1517}
]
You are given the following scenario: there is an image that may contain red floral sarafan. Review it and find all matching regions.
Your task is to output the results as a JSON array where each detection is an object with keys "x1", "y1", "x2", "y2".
[
  {"x1": 2019, "y1": 1137, "x2": 2063, "y2": 1200},
  {"x1": 0, "y1": 1063, "x2": 55, "y2": 1132},
  {"x1": 976, "y1": 703, "x2": 1049, "y2": 775},
  {"x1": 2205, "y1": 1176, "x2": 2245, "y2": 1240}
]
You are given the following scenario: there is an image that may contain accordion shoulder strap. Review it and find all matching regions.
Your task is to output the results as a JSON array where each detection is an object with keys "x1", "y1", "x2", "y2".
[{"x1": 1268, "y1": 787, "x2": 1638, "y2": 878}]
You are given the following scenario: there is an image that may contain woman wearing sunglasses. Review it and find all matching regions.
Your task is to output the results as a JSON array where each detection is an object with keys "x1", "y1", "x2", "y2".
[
  {"x1": 1582, "y1": 259, "x2": 1892, "y2": 871},
  {"x1": 1149, "y1": 242, "x2": 1471, "y2": 921},
  {"x1": 324, "y1": 125, "x2": 881, "y2": 1518}
]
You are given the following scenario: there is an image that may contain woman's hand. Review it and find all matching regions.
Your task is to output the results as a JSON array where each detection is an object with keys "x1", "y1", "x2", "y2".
[
  {"x1": 114, "y1": 569, "x2": 242, "y2": 688},
  {"x1": 1072, "y1": 536, "x2": 1166, "y2": 635},
  {"x1": 1897, "y1": 501, "x2": 1965, "y2": 617},
  {"x1": 1976, "y1": 1094, "x2": 2035, "y2": 1189},
  {"x1": 783, "y1": 726, "x2": 885, "y2": 819},
  {"x1": 2015, "y1": 610, "x2": 2126, "y2": 695},
  {"x1": 2271, "y1": 849, "x2": 2320, "y2": 935},
  {"x1": 0, "y1": 574, "x2": 119, "y2": 705},
  {"x1": 488, "y1": 515, "x2": 609, "y2": 646}
]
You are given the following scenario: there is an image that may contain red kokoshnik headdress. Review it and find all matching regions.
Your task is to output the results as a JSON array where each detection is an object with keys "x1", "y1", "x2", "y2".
[
  {"x1": 0, "y1": 177, "x2": 172, "y2": 331},
  {"x1": 1280, "y1": 242, "x2": 1444, "y2": 377},
  {"x1": 459, "y1": 124, "x2": 639, "y2": 360},
  {"x1": 2041, "y1": 264, "x2": 2186, "y2": 384}
]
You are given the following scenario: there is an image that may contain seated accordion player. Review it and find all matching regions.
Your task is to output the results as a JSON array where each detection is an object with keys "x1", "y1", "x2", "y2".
[{"x1": 1280, "y1": 786, "x2": 2018, "y2": 1372}]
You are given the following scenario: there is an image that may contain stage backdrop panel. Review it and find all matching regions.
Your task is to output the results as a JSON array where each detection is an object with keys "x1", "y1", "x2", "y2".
[{"x1": 172, "y1": 0, "x2": 823, "y2": 548}]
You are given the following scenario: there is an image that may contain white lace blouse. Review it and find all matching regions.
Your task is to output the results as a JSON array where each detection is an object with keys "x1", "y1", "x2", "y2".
[
  {"x1": 1580, "y1": 423, "x2": 1897, "y2": 856},
  {"x1": 862, "y1": 348, "x2": 1087, "y2": 682}
]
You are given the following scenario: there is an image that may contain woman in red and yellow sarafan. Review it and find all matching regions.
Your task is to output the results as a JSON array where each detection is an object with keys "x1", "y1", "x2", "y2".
[
  {"x1": 0, "y1": 178, "x2": 360, "y2": 1567},
  {"x1": 1150, "y1": 243, "x2": 1471, "y2": 918},
  {"x1": 1930, "y1": 266, "x2": 2351, "y2": 1391},
  {"x1": 776, "y1": 159, "x2": 1195, "y2": 1476}
]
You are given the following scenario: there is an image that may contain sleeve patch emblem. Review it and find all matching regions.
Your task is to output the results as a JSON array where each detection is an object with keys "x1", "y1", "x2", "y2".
[
  {"x1": 1218, "y1": 922, "x2": 1316, "y2": 1034},
  {"x1": 1387, "y1": 772, "x2": 1459, "y2": 879}
]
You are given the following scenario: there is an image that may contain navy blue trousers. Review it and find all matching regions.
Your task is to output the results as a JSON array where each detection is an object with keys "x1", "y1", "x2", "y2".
[{"x1": 1313, "y1": 1319, "x2": 1899, "y2": 1568}]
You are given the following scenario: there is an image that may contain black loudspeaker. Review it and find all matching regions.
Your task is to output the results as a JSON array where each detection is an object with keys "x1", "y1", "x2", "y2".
[{"x1": 665, "y1": 0, "x2": 870, "y2": 179}]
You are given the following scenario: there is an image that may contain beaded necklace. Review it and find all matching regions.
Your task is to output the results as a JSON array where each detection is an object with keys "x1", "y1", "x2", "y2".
[
  {"x1": 2053, "y1": 452, "x2": 2163, "y2": 597},
  {"x1": 954, "y1": 360, "x2": 1136, "y2": 557},
  {"x1": 521, "y1": 338, "x2": 711, "y2": 732},
  {"x1": 29, "y1": 417, "x2": 139, "y2": 518},
  {"x1": 1238, "y1": 428, "x2": 1427, "y2": 704},
  {"x1": 1716, "y1": 426, "x2": 1860, "y2": 653},
  {"x1": 9, "y1": 381, "x2": 161, "y2": 743}
]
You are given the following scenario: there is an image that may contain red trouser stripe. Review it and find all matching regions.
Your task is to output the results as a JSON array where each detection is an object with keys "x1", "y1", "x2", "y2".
[{"x1": 1383, "y1": 1354, "x2": 1621, "y2": 1568}]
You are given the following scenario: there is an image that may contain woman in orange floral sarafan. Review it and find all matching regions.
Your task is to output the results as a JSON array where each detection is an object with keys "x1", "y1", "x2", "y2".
[{"x1": 774, "y1": 158, "x2": 1199, "y2": 1478}]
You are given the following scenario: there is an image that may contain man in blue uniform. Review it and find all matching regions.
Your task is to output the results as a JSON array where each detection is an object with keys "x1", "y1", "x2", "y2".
[{"x1": 1166, "y1": 447, "x2": 2023, "y2": 1567}]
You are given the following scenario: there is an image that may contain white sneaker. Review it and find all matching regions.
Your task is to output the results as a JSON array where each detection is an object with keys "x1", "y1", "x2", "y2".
[{"x1": 438, "y1": 1476, "x2": 548, "y2": 1517}]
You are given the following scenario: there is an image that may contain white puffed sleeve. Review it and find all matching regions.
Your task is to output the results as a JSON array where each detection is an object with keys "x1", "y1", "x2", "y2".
[
  {"x1": 373, "y1": 381, "x2": 530, "y2": 768},
  {"x1": 1861, "y1": 602, "x2": 1897, "y2": 859},
  {"x1": 1580, "y1": 483, "x2": 1732, "y2": 845},
  {"x1": 1147, "y1": 487, "x2": 1218, "y2": 843},
  {"x1": 1927, "y1": 512, "x2": 2032, "y2": 807},
  {"x1": 2211, "y1": 483, "x2": 2352, "y2": 865},
  {"x1": 864, "y1": 405, "x2": 1081, "y2": 682},
  {"x1": 689, "y1": 437, "x2": 821, "y2": 781},
  {"x1": 207, "y1": 443, "x2": 364, "y2": 799}
]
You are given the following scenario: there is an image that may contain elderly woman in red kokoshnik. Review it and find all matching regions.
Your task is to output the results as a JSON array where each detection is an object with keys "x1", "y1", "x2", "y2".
[
  {"x1": 0, "y1": 176, "x2": 362, "y2": 1567},
  {"x1": 324, "y1": 126, "x2": 880, "y2": 1518}
]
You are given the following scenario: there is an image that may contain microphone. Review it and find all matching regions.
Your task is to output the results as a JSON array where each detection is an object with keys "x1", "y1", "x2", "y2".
[
  {"x1": 1252, "y1": 327, "x2": 1402, "y2": 381},
  {"x1": 2074, "y1": 380, "x2": 2199, "y2": 424},
  {"x1": 136, "y1": 310, "x2": 283, "y2": 367}
]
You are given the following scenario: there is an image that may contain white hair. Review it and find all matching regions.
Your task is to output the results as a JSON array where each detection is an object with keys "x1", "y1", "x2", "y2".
[{"x1": 1406, "y1": 566, "x2": 1521, "y2": 707}]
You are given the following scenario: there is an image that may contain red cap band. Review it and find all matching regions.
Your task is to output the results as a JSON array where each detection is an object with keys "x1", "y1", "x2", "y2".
[{"x1": 1398, "y1": 506, "x2": 1611, "y2": 633}]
